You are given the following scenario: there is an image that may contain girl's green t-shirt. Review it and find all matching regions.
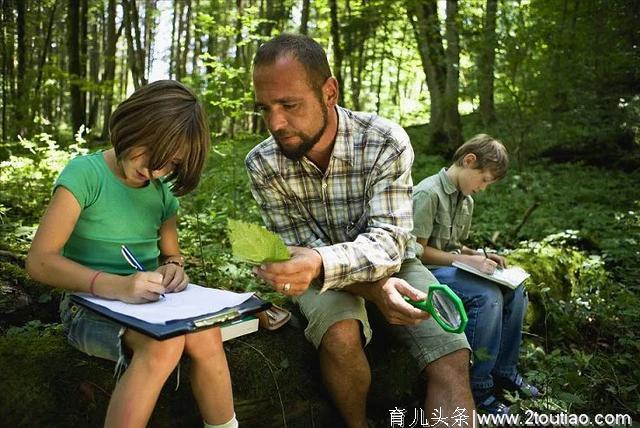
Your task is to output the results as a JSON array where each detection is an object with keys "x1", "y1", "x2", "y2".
[{"x1": 55, "y1": 151, "x2": 179, "y2": 275}]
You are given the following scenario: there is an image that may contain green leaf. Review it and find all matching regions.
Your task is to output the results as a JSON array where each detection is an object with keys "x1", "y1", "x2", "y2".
[{"x1": 227, "y1": 219, "x2": 290, "y2": 264}]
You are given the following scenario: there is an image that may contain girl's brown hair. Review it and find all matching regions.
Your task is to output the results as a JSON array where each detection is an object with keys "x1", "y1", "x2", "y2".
[
  {"x1": 452, "y1": 134, "x2": 509, "y2": 180},
  {"x1": 109, "y1": 80, "x2": 210, "y2": 196}
]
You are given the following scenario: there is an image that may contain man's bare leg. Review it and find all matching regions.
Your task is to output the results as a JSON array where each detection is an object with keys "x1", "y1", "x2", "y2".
[
  {"x1": 424, "y1": 349, "x2": 475, "y2": 423},
  {"x1": 319, "y1": 319, "x2": 371, "y2": 428}
]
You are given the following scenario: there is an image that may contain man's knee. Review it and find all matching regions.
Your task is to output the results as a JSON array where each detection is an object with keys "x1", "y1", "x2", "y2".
[
  {"x1": 320, "y1": 319, "x2": 363, "y2": 358},
  {"x1": 424, "y1": 349, "x2": 471, "y2": 386}
]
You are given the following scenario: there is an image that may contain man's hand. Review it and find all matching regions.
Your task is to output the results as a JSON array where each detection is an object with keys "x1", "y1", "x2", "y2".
[
  {"x1": 253, "y1": 246, "x2": 323, "y2": 296},
  {"x1": 368, "y1": 278, "x2": 431, "y2": 325}
]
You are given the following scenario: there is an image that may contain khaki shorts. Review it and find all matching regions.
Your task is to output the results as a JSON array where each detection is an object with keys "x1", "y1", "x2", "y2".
[{"x1": 294, "y1": 257, "x2": 470, "y2": 370}]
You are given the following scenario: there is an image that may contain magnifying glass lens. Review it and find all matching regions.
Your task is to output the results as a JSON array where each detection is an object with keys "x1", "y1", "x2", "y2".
[{"x1": 431, "y1": 289, "x2": 462, "y2": 330}]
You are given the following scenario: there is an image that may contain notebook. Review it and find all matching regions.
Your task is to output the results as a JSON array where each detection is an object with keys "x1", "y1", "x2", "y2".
[
  {"x1": 71, "y1": 284, "x2": 270, "y2": 340},
  {"x1": 452, "y1": 261, "x2": 530, "y2": 290}
]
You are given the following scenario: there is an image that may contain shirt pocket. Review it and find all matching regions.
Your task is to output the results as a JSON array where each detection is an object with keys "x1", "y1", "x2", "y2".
[
  {"x1": 453, "y1": 205, "x2": 472, "y2": 240},
  {"x1": 345, "y1": 212, "x2": 369, "y2": 242},
  {"x1": 432, "y1": 213, "x2": 452, "y2": 240}
]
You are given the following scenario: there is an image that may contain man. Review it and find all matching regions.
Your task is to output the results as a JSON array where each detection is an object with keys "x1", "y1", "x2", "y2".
[{"x1": 245, "y1": 33, "x2": 474, "y2": 427}]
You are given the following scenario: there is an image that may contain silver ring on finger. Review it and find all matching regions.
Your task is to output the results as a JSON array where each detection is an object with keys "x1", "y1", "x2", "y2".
[{"x1": 283, "y1": 283, "x2": 291, "y2": 293}]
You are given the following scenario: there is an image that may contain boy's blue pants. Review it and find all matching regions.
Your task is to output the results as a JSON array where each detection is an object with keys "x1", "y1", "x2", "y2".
[{"x1": 431, "y1": 267, "x2": 528, "y2": 398}]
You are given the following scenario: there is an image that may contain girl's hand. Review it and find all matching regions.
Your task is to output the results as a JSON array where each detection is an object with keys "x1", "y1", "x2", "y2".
[
  {"x1": 156, "y1": 263, "x2": 189, "y2": 293},
  {"x1": 122, "y1": 271, "x2": 166, "y2": 303}
]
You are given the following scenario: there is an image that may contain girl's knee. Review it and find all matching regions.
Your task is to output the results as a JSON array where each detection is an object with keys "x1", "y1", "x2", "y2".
[
  {"x1": 184, "y1": 327, "x2": 225, "y2": 360},
  {"x1": 133, "y1": 335, "x2": 185, "y2": 371}
]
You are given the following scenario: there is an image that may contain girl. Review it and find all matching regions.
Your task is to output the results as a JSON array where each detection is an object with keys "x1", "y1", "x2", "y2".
[{"x1": 27, "y1": 80, "x2": 237, "y2": 428}]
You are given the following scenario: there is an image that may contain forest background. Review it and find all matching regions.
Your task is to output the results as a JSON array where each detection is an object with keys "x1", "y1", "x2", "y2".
[{"x1": 1, "y1": 0, "x2": 639, "y2": 426}]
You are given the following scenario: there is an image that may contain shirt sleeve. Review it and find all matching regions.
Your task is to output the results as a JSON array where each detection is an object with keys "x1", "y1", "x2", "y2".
[
  {"x1": 53, "y1": 156, "x2": 98, "y2": 208},
  {"x1": 246, "y1": 157, "x2": 329, "y2": 249},
  {"x1": 412, "y1": 189, "x2": 439, "y2": 240},
  {"x1": 315, "y1": 140, "x2": 414, "y2": 291},
  {"x1": 160, "y1": 181, "x2": 180, "y2": 222}
]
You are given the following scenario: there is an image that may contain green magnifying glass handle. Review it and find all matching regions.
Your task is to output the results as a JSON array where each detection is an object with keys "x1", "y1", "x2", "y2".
[{"x1": 404, "y1": 284, "x2": 468, "y2": 334}]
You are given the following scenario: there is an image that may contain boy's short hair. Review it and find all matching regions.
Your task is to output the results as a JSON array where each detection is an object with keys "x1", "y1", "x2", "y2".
[
  {"x1": 452, "y1": 134, "x2": 509, "y2": 180},
  {"x1": 253, "y1": 33, "x2": 332, "y2": 99},
  {"x1": 109, "y1": 80, "x2": 210, "y2": 196}
]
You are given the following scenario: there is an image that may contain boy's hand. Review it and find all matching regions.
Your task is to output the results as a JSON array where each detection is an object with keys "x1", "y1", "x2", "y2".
[
  {"x1": 156, "y1": 263, "x2": 189, "y2": 293},
  {"x1": 486, "y1": 253, "x2": 508, "y2": 269},
  {"x1": 468, "y1": 255, "x2": 498, "y2": 274},
  {"x1": 121, "y1": 271, "x2": 166, "y2": 303}
]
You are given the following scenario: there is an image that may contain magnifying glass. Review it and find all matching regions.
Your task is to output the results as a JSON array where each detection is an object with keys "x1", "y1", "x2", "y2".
[{"x1": 404, "y1": 284, "x2": 468, "y2": 334}]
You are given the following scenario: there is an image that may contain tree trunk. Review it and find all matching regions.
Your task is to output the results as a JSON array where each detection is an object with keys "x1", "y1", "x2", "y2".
[
  {"x1": 15, "y1": 0, "x2": 26, "y2": 129},
  {"x1": 407, "y1": 0, "x2": 446, "y2": 146},
  {"x1": 299, "y1": 0, "x2": 310, "y2": 35},
  {"x1": 144, "y1": 0, "x2": 157, "y2": 78},
  {"x1": 443, "y1": 0, "x2": 463, "y2": 151},
  {"x1": 205, "y1": 0, "x2": 219, "y2": 76},
  {"x1": 174, "y1": 0, "x2": 186, "y2": 79},
  {"x1": 68, "y1": 0, "x2": 84, "y2": 133},
  {"x1": 101, "y1": 0, "x2": 117, "y2": 139},
  {"x1": 478, "y1": 0, "x2": 497, "y2": 125},
  {"x1": 169, "y1": 0, "x2": 179, "y2": 78},
  {"x1": 191, "y1": 0, "x2": 201, "y2": 75},
  {"x1": 34, "y1": 0, "x2": 60, "y2": 95},
  {"x1": 87, "y1": 5, "x2": 101, "y2": 130},
  {"x1": 80, "y1": 0, "x2": 88, "y2": 122},
  {"x1": 328, "y1": 0, "x2": 343, "y2": 106},
  {"x1": 1, "y1": 0, "x2": 12, "y2": 142},
  {"x1": 122, "y1": 0, "x2": 146, "y2": 88},
  {"x1": 181, "y1": 0, "x2": 192, "y2": 78}
]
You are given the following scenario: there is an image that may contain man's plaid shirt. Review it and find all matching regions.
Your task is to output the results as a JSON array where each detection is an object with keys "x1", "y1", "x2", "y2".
[{"x1": 245, "y1": 106, "x2": 416, "y2": 291}]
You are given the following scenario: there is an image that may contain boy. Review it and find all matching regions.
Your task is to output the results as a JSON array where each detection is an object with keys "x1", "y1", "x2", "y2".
[{"x1": 412, "y1": 134, "x2": 538, "y2": 414}]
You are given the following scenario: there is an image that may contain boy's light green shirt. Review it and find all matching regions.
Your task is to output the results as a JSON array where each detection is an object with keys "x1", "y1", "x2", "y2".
[
  {"x1": 55, "y1": 151, "x2": 179, "y2": 275},
  {"x1": 412, "y1": 168, "x2": 474, "y2": 267}
]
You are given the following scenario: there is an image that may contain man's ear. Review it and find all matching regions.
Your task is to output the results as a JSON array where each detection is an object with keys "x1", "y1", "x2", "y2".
[
  {"x1": 462, "y1": 153, "x2": 477, "y2": 168},
  {"x1": 323, "y1": 77, "x2": 339, "y2": 107}
]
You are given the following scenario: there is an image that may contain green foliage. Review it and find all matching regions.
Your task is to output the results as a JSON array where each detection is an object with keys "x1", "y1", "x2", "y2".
[
  {"x1": 227, "y1": 219, "x2": 290, "y2": 265},
  {"x1": 0, "y1": 134, "x2": 87, "y2": 250},
  {"x1": 1, "y1": 127, "x2": 638, "y2": 417}
]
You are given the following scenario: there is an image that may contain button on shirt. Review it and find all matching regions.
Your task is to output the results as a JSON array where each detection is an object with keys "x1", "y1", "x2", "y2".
[
  {"x1": 412, "y1": 168, "x2": 474, "y2": 268},
  {"x1": 245, "y1": 106, "x2": 416, "y2": 291}
]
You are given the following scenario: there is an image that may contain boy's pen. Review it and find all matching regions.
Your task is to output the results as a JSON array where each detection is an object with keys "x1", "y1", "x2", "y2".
[
  {"x1": 482, "y1": 248, "x2": 489, "y2": 259},
  {"x1": 120, "y1": 245, "x2": 165, "y2": 298}
]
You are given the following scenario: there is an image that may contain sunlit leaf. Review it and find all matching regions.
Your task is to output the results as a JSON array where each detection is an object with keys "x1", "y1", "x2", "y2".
[{"x1": 227, "y1": 219, "x2": 290, "y2": 264}]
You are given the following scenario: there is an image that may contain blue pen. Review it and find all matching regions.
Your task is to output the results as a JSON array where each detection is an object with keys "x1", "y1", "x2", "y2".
[{"x1": 120, "y1": 245, "x2": 165, "y2": 298}]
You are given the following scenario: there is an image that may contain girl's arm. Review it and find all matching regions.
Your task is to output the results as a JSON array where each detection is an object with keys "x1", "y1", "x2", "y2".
[
  {"x1": 26, "y1": 187, "x2": 166, "y2": 302},
  {"x1": 416, "y1": 237, "x2": 498, "y2": 274},
  {"x1": 156, "y1": 215, "x2": 189, "y2": 292}
]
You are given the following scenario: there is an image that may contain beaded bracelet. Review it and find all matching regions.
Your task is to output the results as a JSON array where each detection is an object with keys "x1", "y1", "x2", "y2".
[
  {"x1": 89, "y1": 270, "x2": 103, "y2": 296},
  {"x1": 162, "y1": 260, "x2": 184, "y2": 268}
]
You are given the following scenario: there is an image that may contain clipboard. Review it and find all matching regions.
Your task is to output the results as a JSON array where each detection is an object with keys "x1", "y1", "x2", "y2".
[{"x1": 70, "y1": 294, "x2": 271, "y2": 340}]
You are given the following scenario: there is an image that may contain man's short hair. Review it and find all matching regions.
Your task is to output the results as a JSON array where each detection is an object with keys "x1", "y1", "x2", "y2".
[
  {"x1": 253, "y1": 33, "x2": 333, "y2": 97},
  {"x1": 452, "y1": 134, "x2": 509, "y2": 180}
]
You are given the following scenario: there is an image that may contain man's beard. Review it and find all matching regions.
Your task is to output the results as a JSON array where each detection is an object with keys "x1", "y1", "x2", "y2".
[{"x1": 274, "y1": 107, "x2": 328, "y2": 161}]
